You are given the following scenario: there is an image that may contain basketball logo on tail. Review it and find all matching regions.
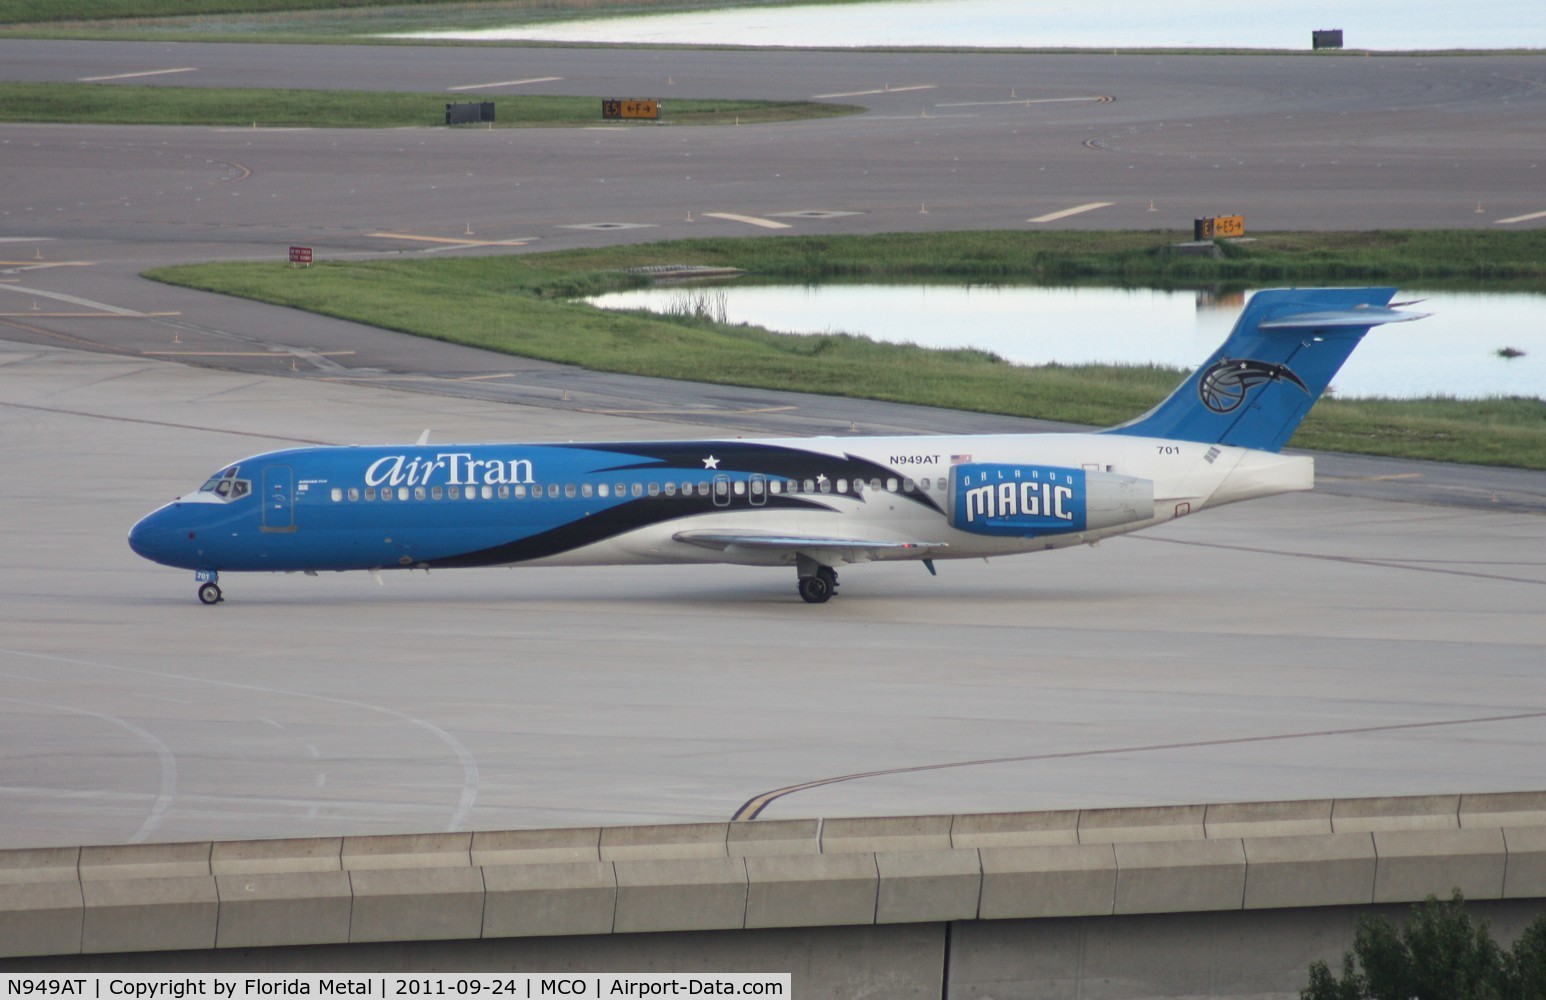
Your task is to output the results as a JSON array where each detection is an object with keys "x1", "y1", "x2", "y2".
[{"x1": 1197, "y1": 359, "x2": 1310, "y2": 414}]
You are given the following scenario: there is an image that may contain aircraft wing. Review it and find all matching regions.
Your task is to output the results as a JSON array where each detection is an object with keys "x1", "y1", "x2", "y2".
[{"x1": 673, "y1": 529, "x2": 947, "y2": 563}]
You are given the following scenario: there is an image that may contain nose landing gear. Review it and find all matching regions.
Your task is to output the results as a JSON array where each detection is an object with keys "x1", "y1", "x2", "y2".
[{"x1": 195, "y1": 571, "x2": 223, "y2": 605}]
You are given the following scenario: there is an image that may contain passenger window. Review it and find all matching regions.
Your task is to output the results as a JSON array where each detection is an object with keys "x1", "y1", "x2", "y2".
[
  {"x1": 648, "y1": 482, "x2": 660, "y2": 497},
  {"x1": 733, "y1": 481, "x2": 745, "y2": 496},
  {"x1": 365, "y1": 487, "x2": 377, "y2": 501},
  {"x1": 331, "y1": 488, "x2": 342, "y2": 502},
  {"x1": 836, "y1": 479, "x2": 848, "y2": 493},
  {"x1": 348, "y1": 488, "x2": 359, "y2": 502},
  {"x1": 664, "y1": 481, "x2": 677, "y2": 496},
  {"x1": 582, "y1": 483, "x2": 594, "y2": 498},
  {"x1": 432, "y1": 486, "x2": 443, "y2": 500},
  {"x1": 804, "y1": 479, "x2": 815, "y2": 493},
  {"x1": 498, "y1": 485, "x2": 510, "y2": 499},
  {"x1": 886, "y1": 477, "x2": 898, "y2": 492},
  {"x1": 449, "y1": 486, "x2": 461, "y2": 499},
  {"x1": 632, "y1": 483, "x2": 643, "y2": 497},
  {"x1": 770, "y1": 480, "x2": 782, "y2": 495},
  {"x1": 482, "y1": 485, "x2": 493, "y2": 499},
  {"x1": 564, "y1": 484, "x2": 576, "y2": 498},
  {"x1": 397, "y1": 487, "x2": 409, "y2": 501},
  {"x1": 819, "y1": 479, "x2": 831, "y2": 493},
  {"x1": 902, "y1": 479, "x2": 915, "y2": 492},
  {"x1": 514, "y1": 485, "x2": 526, "y2": 499},
  {"x1": 697, "y1": 482, "x2": 709, "y2": 497},
  {"x1": 548, "y1": 484, "x2": 560, "y2": 498},
  {"x1": 381, "y1": 488, "x2": 393, "y2": 502},
  {"x1": 414, "y1": 486, "x2": 426, "y2": 501}
]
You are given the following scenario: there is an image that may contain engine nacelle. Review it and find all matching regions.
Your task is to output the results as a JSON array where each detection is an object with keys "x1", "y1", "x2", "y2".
[{"x1": 948, "y1": 463, "x2": 1155, "y2": 537}]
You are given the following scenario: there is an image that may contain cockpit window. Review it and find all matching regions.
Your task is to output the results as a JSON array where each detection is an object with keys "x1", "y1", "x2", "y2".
[{"x1": 198, "y1": 466, "x2": 251, "y2": 502}]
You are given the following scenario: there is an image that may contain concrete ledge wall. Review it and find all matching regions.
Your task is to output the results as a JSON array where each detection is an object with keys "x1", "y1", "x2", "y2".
[{"x1": 4, "y1": 790, "x2": 1546, "y2": 960}]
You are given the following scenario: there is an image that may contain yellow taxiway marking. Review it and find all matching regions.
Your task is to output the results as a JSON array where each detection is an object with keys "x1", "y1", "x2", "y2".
[
  {"x1": 449, "y1": 76, "x2": 563, "y2": 91},
  {"x1": 811, "y1": 84, "x2": 936, "y2": 99},
  {"x1": 1029, "y1": 201, "x2": 1115, "y2": 223},
  {"x1": 143, "y1": 350, "x2": 356, "y2": 358},
  {"x1": 368, "y1": 232, "x2": 535, "y2": 247},
  {"x1": 0, "y1": 311, "x2": 179, "y2": 318},
  {"x1": 937, "y1": 95, "x2": 1112, "y2": 107},
  {"x1": 1495, "y1": 209, "x2": 1546, "y2": 225},
  {"x1": 701, "y1": 212, "x2": 792, "y2": 230},
  {"x1": 584, "y1": 405, "x2": 798, "y2": 416},
  {"x1": 79, "y1": 67, "x2": 198, "y2": 82},
  {"x1": 1320, "y1": 472, "x2": 1424, "y2": 483}
]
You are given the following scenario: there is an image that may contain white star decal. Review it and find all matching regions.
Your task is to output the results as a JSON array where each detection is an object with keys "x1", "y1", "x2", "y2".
[
  {"x1": 702, "y1": 455, "x2": 720, "y2": 470},
  {"x1": 816, "y1": 473, "x2": 828, "y2": 484}
]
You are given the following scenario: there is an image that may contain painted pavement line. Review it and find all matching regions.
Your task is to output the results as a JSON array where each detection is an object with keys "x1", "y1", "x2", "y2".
[
  {"x1": 78, "y1": 67, "x2": 197, "y2": 82},
  {"x1": 701, "y1": 212, "x2": 792, "y2": 230},
  {"x1": 1029, "y1": 201, "x2": 1115, "y2": 223}
]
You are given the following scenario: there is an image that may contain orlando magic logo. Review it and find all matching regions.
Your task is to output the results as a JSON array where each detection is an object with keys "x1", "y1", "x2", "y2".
[{"x1": 1198, "y1": 358, "x2": 1310, "y2": 413}]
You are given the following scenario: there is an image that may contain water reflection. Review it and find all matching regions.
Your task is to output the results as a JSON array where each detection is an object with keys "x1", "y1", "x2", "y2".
[
  {"x1": 584, "y1": 284, "x2": 1545, "y2": 400},
  {"x1": 398, "y1": 0, "x2": 1546, "y2": 51}
]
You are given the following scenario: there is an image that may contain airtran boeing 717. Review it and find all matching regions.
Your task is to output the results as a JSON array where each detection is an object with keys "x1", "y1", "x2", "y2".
[{"x1": 128, "y1": 287, "x2": 1423, "y2": 605}]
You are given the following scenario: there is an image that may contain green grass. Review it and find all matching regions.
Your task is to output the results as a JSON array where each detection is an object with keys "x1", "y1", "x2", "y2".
[
  {"x1": 0, "y1": 81, "x2": 854, "y2": 128},
  {"x1": 146, "y1": 230, "x2": 1546, "y2": 469}
]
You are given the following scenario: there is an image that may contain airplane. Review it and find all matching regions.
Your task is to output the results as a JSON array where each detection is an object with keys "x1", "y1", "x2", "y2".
[{"x1": 128, "y1": 287, "x2": 1424, "y2": 605}]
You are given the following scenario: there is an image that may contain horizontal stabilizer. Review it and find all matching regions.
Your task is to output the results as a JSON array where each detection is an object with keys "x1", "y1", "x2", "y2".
[{"x1": 1260, "y1": 306, "x2": 1429, "y2": 330}]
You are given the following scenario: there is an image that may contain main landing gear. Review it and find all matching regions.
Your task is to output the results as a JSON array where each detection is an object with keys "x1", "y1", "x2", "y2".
[
  {"x1": 796, "y1": 564, "x2": 839, "y2": 605},
  {"x1": 196, "y1": 571, "x2": 223, "y2": 605}
]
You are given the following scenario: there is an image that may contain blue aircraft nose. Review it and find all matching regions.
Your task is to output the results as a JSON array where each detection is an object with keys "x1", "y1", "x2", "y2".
[{"x1": 128, "y1": 504, "x2": 196, "y2": 568}]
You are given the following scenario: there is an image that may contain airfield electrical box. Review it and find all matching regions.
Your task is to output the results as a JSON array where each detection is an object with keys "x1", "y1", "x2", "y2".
[
  {"x1": 445, "y1": 102, "x2": 495, "y2": 125},
  {"x1": 1313, "y1": 29, "x2": 1344, "y2": 49}
]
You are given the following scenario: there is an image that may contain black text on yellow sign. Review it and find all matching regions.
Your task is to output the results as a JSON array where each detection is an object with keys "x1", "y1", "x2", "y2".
[
  {"x1": 601, "y1": 99, "x2": 660, "y2": 120},
  {"x1": 1196, "y1": 215, "x2": 1246, "y2": 239}
]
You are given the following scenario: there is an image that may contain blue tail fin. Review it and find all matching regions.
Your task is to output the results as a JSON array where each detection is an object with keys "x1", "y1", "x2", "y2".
[{"x1": 1105, "y1": 287, "x2": 1424, "y2": 452}]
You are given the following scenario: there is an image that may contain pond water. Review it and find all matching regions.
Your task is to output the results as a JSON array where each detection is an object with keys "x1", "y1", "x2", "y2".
[
  {"x1": 584, "y1": 284, "x2": 1546, "y2": 400},
  {"x1": 398, "y1": 0, "x2": 1544, "y2": 51}
]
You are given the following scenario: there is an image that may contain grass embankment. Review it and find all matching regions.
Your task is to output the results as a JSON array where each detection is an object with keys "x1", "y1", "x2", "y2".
[
  {"x1": 147, "y1": 230, "x2": 1546, "y2": 469},
  {"x1": 0, "y1": 81, "x2": 851, "y2": 128}
]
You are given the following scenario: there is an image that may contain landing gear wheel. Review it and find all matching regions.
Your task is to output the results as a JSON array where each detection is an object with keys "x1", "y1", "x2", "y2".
[
  {"x1": 197, "y1": 582, "x2": 223, "y2": 605},
  {"x1": 798, "y1": 574, "x2": 832, "y2": 604}
]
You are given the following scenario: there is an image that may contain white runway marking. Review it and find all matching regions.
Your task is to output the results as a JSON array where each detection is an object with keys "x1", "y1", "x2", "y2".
[
  {"x1": 448, "y1": 76, "x2": 563, "y2": 91},
  {"x1": 6, "y1": 698, "x2": 178, "y2": 844},
  {"x1": 1029, "y1": 201, "x2": 1115, "y2": 223},
  {"x1": 79, "y1": 67, "x2": 197, "y2": 82},
  {"x1": 1495, "y1": 209, "x2": 1546, "y2": 225},
  {"x1": 0, "y1": 283, "x2": 145, "y2": 316},
  {"x1": 5, "y1": 648, "x2": 481, "y2": 835},
  {"x1": 811, "y1": 84, "x2": 936, "y2": 99},
  {"x1": 701, "y1": 212, "x2": 791, "y2": 230}
]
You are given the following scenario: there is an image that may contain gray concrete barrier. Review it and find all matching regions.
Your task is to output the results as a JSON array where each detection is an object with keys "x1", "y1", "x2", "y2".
[{"x1": 3, "y1": 789, "x2": 1544, "y2": 964}]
